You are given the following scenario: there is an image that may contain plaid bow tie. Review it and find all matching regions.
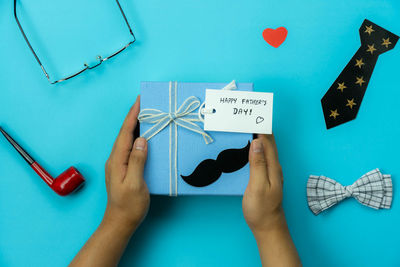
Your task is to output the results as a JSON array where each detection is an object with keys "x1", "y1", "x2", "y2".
[{"x1": 307, "y1": 169, "x2": 392, "y2": 215}]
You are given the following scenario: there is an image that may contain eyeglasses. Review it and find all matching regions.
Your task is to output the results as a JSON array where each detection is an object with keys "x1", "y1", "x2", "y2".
[{"x1": 14, "y1": 0, "x2": 136, "y2": 85}]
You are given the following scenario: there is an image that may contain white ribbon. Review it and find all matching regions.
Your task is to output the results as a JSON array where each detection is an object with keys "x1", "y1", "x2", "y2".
[{"x1": 138, "y1": 81, "x2": 213, "y2": 196}]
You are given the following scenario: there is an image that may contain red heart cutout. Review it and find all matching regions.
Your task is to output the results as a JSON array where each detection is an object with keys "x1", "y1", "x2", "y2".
[{"x1": 262, "y1": 27, "x2": 288, "y2": 48}]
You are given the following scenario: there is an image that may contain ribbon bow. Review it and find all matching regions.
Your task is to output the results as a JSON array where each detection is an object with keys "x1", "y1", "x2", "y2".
[
  {"x1": 138, "y1": 81, "x2": 217, "y2": 196},
  {"x1": 138, "y1": 96, "x2": 213, "y2": 144},
  {"x1": 307, "y1": 169, "x2": 392, "y2": 215}
]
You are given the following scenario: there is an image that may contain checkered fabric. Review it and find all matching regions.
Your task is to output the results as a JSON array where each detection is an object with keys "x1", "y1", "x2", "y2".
[{"x1": 307, "y1": 169, "x2": 392, "y2": 215}]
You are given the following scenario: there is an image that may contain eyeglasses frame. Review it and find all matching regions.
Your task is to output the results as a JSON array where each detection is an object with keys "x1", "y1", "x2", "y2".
[{"x1": 13, "y1": 0, "x2": 136, "y2": 84}]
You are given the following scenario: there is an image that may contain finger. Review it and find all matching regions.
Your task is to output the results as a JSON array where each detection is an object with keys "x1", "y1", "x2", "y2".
[
  {"x1": 257, "y1": 134, "x2": 283, "y2": 187},
  {"x1": 248, "y1": 138, "x2": 270, "y2": 190},
  {"x1": 125, "y1": 137, "x2": 148, "y2": 184},
  {"x1": 110, "y1": 95, "x2": 141, "y2": 168}
]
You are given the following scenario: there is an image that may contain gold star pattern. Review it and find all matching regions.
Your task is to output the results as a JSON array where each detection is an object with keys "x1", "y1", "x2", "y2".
[
  {"x1": 346, "y1": 98, "x2": 357, "y2": 109},
  {"x1": 355, "y1": 76, "x2": 365, "y2": 86},
  {"x1": 382, "y1": 38, "x2": 392, "y2": 48},
  {"x1": 355, "y1": 58, "x2": 365, "y2": 68},
  {"x1": 329, "y1": 109, "x2": 340, "y2": 119},
  {"x1": 364, "y1": 25, "x2": 374, "y2": 35},
  {"x1": 366, "y1": 44, "x2": 377, "y2": 54},
  {"x1": 337, "y1": 82, "x2": 347, "y2": 92}
]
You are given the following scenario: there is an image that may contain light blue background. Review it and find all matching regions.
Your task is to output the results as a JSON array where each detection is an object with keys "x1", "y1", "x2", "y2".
[{"x1": 1, "y1": 0, "x2": 399, "y2": 266}]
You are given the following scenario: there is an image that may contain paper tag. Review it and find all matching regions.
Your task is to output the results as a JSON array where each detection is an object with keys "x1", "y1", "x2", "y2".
[{"x1": 203, "y1": 89, "x2": 273, "y2": 134}]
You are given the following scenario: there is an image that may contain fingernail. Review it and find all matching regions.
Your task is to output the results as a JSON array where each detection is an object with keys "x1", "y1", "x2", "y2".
[
  {"x1": 134, "y1": 137, "x2": 146, "y2": 151},
  {"x1": 252, "y1": 139, "x2": 263, "y2": 153}
]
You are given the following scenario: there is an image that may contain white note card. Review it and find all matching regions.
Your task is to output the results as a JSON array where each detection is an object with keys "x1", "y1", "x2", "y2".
[{"x1": 203, "y1": 89, "x2": 273, "y2": 134}]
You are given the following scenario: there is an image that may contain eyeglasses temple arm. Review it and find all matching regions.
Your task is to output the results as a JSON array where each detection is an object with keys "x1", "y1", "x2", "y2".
[
  {"x1": 13, "y1": 0, "x2": 51, "y2": 81},
  {"x1": 115, "y1": 0, "x2": 135, "y2": 41}
]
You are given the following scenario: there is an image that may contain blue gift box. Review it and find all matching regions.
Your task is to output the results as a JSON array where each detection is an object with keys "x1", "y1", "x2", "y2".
[{"x1": 140, "y1": 81, "x2": 253, "y2": 196}]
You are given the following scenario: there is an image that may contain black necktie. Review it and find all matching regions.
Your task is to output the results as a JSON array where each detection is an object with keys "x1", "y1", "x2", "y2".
[{"x1": 321, "y1": 19, "x2": 399, "y2": 129}]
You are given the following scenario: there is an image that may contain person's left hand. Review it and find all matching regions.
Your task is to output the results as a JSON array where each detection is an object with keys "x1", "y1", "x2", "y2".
[
  {"x1": 103, "y1": 96, "x2": 150, "y2": 231},
  {"x1": 69, "y1": 96, "x2": 150, "y2": 267}
]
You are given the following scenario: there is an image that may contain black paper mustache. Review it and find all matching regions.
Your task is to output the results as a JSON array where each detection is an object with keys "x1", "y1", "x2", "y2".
[{"x1": 181, "y1": 141, "x2": 251, "y2": 187}]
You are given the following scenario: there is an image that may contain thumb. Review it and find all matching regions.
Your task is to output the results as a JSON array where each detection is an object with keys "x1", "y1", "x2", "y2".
[
  {"x1": 248, "y1": 139, "x2": 270, "y2": 189},
  {"x1": 125, "y1": 137, "x2": 148, "y2": 183}
]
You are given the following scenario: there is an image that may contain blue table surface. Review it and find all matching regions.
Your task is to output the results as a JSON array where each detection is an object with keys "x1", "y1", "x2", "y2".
[{"x1": 1, "y1": 0, "x2": 399, "y2": 266}]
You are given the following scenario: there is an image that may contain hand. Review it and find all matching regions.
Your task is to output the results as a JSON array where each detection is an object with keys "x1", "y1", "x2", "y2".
[
  {"x1": 104, "y1": 96, "x2": 150, "y2": 232},
  {"x1": 243, "y1": 134, "x2": 284, "y2": 235},
  {"x1": 70, "y1": 97, "x2": 149, "y2": 267},
  {"x1": 243, "y1": 134, "x2": 301, "y2": 266}
]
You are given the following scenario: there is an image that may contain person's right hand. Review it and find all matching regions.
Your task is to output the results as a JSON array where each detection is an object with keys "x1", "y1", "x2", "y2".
[
  {"x1": 243, "y1": 134, "x2": 284, "y2": 234},
  {"x1": 242, "y1": 134, "x2": 301, "y2": 266}
]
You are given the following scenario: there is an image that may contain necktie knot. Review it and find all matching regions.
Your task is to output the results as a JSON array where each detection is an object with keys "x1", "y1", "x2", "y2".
[{"x1": 344, "y1": 185, "x2": 353, "y2": 197}]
